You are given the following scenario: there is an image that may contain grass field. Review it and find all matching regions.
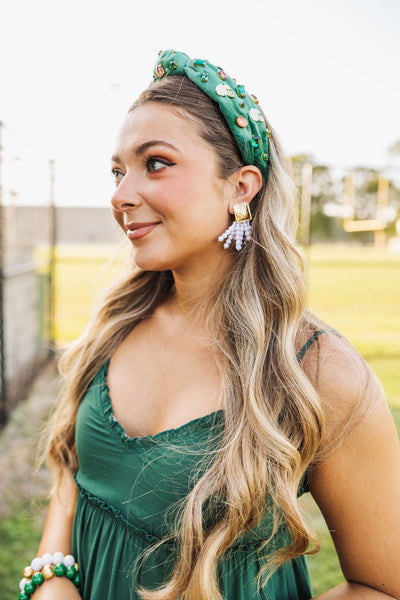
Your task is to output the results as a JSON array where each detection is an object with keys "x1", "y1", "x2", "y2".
[{"x1": 2, "y1": 243, "x2": 399, "y2": 598}]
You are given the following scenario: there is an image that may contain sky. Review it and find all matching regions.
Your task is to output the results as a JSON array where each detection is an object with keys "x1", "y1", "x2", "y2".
[{"x1": 0, "y1": 0, "x2": 399, "y2": 206}]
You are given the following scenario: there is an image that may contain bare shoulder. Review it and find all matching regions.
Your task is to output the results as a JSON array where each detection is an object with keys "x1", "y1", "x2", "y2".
[
  {"x1": 297, "y1": 322, "x2": 386, "y2": 447},
  {"x1": 302, "y1": 325, "x2": 400, "y2": 597}
]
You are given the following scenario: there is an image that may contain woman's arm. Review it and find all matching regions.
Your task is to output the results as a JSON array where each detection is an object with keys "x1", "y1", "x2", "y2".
[
  {"x1": 308, "y1": 341, "x2": 400, "y2": 599},
  {"x1": 314, "y1": 583, "x2": 397, "y2": 599},
  {"x1": 37, "y1": 468, "x2": 77, "y2": 555},
  {"x1": 31, "y1": 469, "x2": 82, "y2": 599}
]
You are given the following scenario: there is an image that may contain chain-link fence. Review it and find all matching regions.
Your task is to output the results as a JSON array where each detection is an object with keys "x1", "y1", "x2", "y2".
[{"x1": 0, "y1": 121, "x2": 55, "y2": 427}]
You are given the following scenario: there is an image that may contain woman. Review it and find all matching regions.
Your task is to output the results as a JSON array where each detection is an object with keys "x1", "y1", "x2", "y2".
[{"x1": 21, "y1": 50, "x2": 400, "y2": 600}]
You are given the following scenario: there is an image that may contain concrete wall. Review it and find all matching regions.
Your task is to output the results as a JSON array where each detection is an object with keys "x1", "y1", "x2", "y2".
[{"x1": 4, "y1": 205, "x2": 123, "y2": 250}]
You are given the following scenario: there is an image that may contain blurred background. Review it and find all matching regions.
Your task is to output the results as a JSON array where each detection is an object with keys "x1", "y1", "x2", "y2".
[{"x1": 0, "y1": 0, "x2": 399, "y2": 597}]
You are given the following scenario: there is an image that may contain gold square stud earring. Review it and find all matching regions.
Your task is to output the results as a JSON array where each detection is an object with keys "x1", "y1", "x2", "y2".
[{"x1": 218, "y1": 202, "x2": 252, "y2": 251}]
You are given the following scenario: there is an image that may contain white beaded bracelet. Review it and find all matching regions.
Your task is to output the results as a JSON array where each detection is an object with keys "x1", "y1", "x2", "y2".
[{"x1": 19, "y1": 553, "x2": 80, "y2": 599}]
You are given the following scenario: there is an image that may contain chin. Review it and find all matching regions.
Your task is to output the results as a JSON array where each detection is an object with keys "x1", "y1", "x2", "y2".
[{"x1": 132, "y1": 251, "x2": 171, "y2": 272}]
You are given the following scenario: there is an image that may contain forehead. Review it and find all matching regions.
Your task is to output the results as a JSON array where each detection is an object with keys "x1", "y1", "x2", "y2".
[{"x1": 115, "y1": 102, "x2": 209, "y2": 154}]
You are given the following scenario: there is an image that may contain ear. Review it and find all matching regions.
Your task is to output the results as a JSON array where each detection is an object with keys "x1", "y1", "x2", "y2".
[{"x1": 228, "y1": 165, "x2": 263, "y2": 214}]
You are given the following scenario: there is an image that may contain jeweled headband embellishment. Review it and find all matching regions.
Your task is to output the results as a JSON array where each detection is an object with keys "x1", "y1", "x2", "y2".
[
  {"x1": 217, "y1": 69, "x2": 227, "y2": 80},
  {"x1": 236, "y1": 116, "x2": 248, "y2": 128},
  {"x1": 250, "y1": 93, "x2": 258, "y2": 104},
  {"x1": 216, "y1": 83, "x2": 227, "y2": 97},
  {"x1": 250, "y1": 108, "x2": 264, "y2": 122},
  {"x1": 152, "y1": 49, "x2": 270, "y2": 180},
  {"x1": 215, "y1": 83, "x2": 235, "y2": 98},
  {"x1": 156, "y1": 64, "x2": 165, "y2": 78}
]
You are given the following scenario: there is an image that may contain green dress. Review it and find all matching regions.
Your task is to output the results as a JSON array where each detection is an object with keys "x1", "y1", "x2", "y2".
[{"x1": 73, "y1": 355, "x2": 315, "y2": 600}]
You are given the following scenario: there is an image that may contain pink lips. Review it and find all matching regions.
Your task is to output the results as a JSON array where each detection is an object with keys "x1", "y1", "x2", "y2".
[{"x1": 125, "y1": 222, "x2": 160, "y2": 240}]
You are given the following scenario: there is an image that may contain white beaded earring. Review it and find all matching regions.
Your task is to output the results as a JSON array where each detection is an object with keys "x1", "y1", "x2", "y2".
[{"x1": 218, "y1": 202, "x2": 252, "y2": 251}]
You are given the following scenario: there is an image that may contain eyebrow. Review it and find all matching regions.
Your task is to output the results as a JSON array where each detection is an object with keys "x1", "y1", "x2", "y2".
[{"x1": 111, "y1": 140, "x2": 181, "y2": 164}]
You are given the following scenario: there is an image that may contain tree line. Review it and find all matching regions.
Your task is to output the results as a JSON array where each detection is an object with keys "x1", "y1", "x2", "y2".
[{"x1": 291, "y1": 139, "x2": 400, "y2": 243}]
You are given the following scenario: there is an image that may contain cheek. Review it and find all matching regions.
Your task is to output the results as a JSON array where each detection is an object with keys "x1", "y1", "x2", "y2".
[{"x1": 151, "y1": 183, "x2": 187, "y2": 214}]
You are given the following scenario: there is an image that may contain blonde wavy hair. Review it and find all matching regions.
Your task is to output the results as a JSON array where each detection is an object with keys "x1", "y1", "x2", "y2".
[{"x1": 41, "y1": 76, "x2": 373, "y2": 600}]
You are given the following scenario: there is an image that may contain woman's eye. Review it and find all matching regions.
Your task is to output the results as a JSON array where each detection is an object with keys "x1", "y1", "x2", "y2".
[
  {"x1": 147, "y1": 159, "x2": 166, "y2": 172},
  {"x1": 144, "y1": 157, "x2": 176, "y2": 173},
  {"x1": 111, "y1": 169, "x2": 124, "y2": 183}
]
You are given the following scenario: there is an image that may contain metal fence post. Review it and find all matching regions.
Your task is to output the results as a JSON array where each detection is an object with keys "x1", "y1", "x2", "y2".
[
  {"x1": 300, "y1": 163, "x2": 313, "y2": 248},
  {"x1": 0, "y1": 121, "x2": 6, "y2": 426},
  {"x1": 49, "y1": 159, "x2": 56, "y2": 356}
]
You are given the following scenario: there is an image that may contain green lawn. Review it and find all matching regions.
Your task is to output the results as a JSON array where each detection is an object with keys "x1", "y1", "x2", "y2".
[
  {"x1": 0, "y1": 501, "x2": 47, "y2": 600},
  {"x1": 2, "y1": 243, "x2": 399, "y2": 599},
  {"x1": 307, "y1": 244, "x2": 400, "y2": 409}
]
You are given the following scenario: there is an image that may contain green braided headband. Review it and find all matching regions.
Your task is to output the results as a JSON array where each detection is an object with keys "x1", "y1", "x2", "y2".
[{"x1": 153, "y1": 50, "x2": 270, "y2": 179}]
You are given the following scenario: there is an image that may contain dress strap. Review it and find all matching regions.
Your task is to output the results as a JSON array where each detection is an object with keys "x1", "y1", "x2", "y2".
[{"x1": 296, "y1": 329, "x2": 331, "y2": 362}]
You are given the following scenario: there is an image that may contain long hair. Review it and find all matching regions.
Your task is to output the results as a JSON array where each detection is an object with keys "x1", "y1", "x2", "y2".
[{"x1": 40, "y1": 76, "x2": 373, "y2": 599}]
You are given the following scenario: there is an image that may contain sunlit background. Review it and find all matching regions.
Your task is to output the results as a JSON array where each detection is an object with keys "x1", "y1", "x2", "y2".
[{"x1": 1, "y1": 0, "x2": 399, "y2": 206}]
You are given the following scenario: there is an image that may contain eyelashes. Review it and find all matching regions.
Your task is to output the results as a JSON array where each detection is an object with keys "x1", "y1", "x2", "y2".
[
  {"x1": 111, "y1": 155, "x2": 176, "y2": 183},
  {"x1": 141, "y1": 154, "x2": 176, "y2": 173},
  {"x1": 111, "y1": 168, "x2": 124, "y2": 183}
]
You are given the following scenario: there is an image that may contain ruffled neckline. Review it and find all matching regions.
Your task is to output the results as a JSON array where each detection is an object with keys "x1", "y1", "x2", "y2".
[{"x1": 99, "y1": 359, "x2": 225, "y2": 446}]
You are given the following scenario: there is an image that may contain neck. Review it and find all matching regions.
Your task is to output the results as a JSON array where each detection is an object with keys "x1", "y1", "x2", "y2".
[{"x1": 163, "y1": 252, "x2": 232, "y2": 320}]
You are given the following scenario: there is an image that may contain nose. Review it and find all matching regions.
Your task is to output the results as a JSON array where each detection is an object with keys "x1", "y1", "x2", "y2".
[{"x1": 111, "y1": 173, "x2": 143, "y2": 214}]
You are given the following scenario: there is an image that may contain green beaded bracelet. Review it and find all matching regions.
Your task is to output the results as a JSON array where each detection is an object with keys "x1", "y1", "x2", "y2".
[
  {"x1": 19, "y1": 554, "x2": 80, "y2": 599},
  {"x1": 54, "y1": 562, "x2": 67, "y2": 576}
]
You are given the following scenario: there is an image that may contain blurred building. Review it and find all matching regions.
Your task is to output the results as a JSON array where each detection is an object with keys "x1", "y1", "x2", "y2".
[{"x1": 4, "y1": 206, "x2": 122, "y2": 261}]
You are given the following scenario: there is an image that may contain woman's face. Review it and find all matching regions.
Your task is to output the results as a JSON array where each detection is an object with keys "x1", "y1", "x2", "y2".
[{"x1": 111, "y1": 102, "x2": 233, "y2": 273}]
